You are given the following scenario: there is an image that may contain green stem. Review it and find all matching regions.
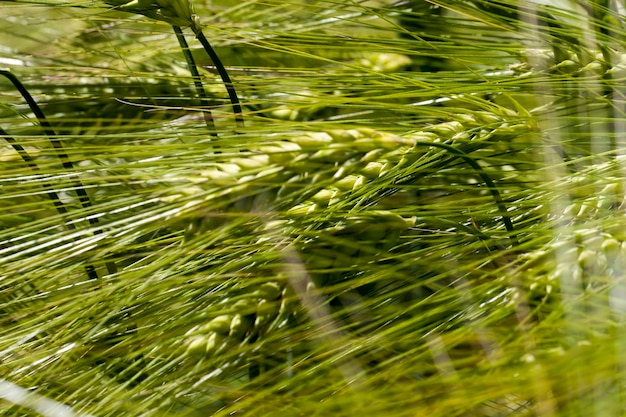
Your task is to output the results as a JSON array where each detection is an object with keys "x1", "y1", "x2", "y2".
[
  {"x1": 0, "y1": 69, "x2": 117, "y2": 276},
  {"x1": 173, "y1": 25, "x2": 218, "y2": 136},
  {"x1": 191, "y1": 27, "x2": 245, "y2": 129}
]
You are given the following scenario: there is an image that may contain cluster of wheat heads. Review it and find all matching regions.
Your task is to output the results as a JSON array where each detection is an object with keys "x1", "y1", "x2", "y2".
[{"x1": 2, "y1": 0, "x2": 626, "y2": 416}]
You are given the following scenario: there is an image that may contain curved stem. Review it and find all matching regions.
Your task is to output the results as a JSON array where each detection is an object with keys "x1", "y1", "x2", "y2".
[
  {"x1": 0, "y1": 70, "x2": 117, "y2": 276},
  {"x1": 1, "y1": 126, "x2": 100, "y2": 280},
  {"x1": 414, "y1": 141, "x2": 518, "y2": 247},
  {"x1": 192, "y1": 27, "x2": 244, "y2": 129},
  {"x1": 173, "y1": 25, "x2": 218, "y2": 136}
]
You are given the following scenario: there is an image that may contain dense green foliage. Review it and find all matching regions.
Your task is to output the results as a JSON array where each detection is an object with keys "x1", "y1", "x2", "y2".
[{"x1": 2, "y1": 0, "x2": 626, "y2": 415}]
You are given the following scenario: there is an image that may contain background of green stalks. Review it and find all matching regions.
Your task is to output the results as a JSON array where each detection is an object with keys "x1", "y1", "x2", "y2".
[{"x1": 2, "y1": 0, "x2": 626, "y2": 416}]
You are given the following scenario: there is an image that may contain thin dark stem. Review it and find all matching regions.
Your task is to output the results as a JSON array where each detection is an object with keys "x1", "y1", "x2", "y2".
[
  {"x1": 192, "y1": 27, "x2": 245, "y2": 129},
  {"x1": 0, "y1": 69, "x2": 117, "y2": 276},
  {"x1": 415, "y1": 141, "x2": 518, "y2": 247},
  {"x1": 173, "y1": 25, "x2": 218, "y2": 136},
  {"x1": 0, "y1": 126, "x2": 100, "y2": 280}
]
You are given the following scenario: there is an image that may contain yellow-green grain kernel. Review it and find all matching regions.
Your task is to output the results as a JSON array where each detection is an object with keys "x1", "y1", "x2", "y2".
[
  {"x1": 429, "y1": 121, "x2": 464, "y2": 137},
  {"x1": 286, "y1": 203, "x2": 317, "y2": 217},
  {"x1": 256, "y1": 282, "x2": 282, "y2": 301},
  {"x1": 292, "y1": 131, "x2": 334, "y2": 149},
  {"x1": 310, "y1": 148, "x2": 350, "y2": 163},
  {"x1": 327, "y1": 129, "x2": 359, "y2": 143},
  {"x1": 373, "y1": 131, "x2": 404, "y2": 149},
  {"x1": 231, "y1": 157, "x2": 267, "y2": 170},
  {"x1": 551, "y1": 59, "x2": 580, "y2": 73},
  {"x1": 361, "y1": 161, "x2": 386, "y2": 178},
  {"x1": 360, "y1": 148, "x2": 386, "y2": 163},
  {"x1": 579, "y1": 60, "x2": 604, "y2": 76},
  {"x1": 601, "y1": 237, "x2": 621, "y2": 254},
  {"x1": 205, "y1": 315, "x2": 233, "y2": 335},
  {"x1": 185, "y1": 336, "x2": 208, "y2": 359},
  {"x1": 335, "y1": 175, "x2": 365, "y2": 191},
  {"x1": 205, "y1": 332, "x2": 225, "y2": 356},
  {"x1": 269, "y1": 107, "x2": 296, "y2": 120},
  {"x1": 232, "y1": 298, "x2": 258, "y2": 315},
  {"x1": 311, "y1": 189, "x2": 337, "y2": 206},
  {"x1": 256, "y1": 299, "x2": 280, "y2": 326},
  {"x1": 577, "y1": 249, "x2": 598, "y2": 269},
  {"x1": 229, "y1": 314, "x2": 253, "y2": 340},
  {"x1": 217, "y1": 163, "x2": 241, "y2": 175},
  {"x1": 474, "y1": 111, "x2": 503, "y2": 125},
  {"x1": 577, "y1": 201, "x2": 596, "y2": 218},
  {"x1": 454, "y1": 113, "x2": 478, "y2": 125}
]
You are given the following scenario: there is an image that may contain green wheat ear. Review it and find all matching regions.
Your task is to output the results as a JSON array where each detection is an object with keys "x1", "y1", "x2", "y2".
[
  {"x1": 103, "y1": 0, "x2": 244, "y2": 130},
  {"x1": 104, "y1": 0, "x2": 196, "y2": 28}
]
